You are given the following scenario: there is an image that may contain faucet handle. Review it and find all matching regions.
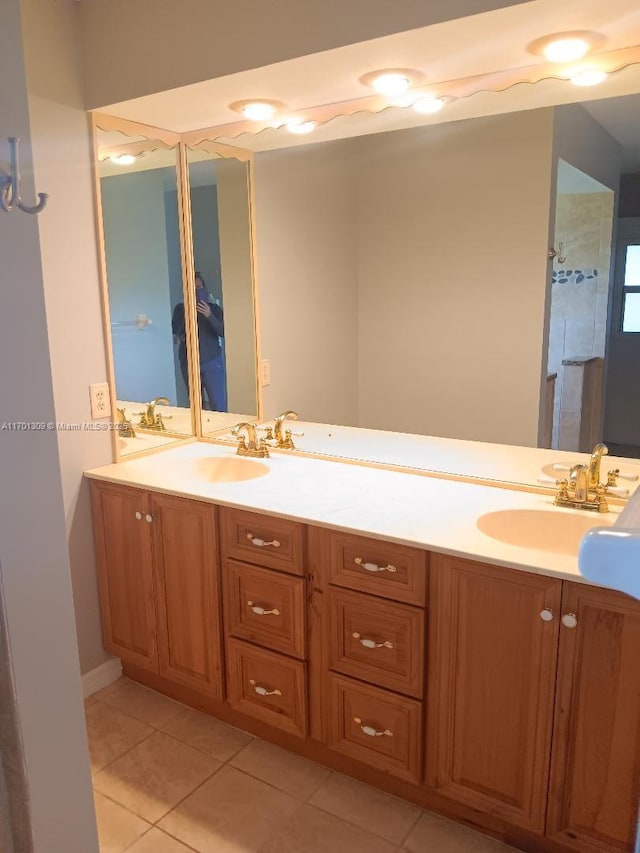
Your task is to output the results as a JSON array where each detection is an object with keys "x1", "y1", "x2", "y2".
[
  {"x1": 607, "y1": 468, "x2": 639, "y2": 484},
  {"x1": 551, "y1": 463, "x2": 573, "y2": 473}
]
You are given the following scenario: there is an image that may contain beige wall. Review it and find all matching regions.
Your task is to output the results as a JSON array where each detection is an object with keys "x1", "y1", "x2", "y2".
[
  {"x1": 0, "y1": 1, "x2": 100, "y2": 850},
  {"x1": 216, "y1": 159, "x2": 258, "y2": 415},
  {"x1": 22, "y1": 0, "x2": 113, "y2": 676},
  {"x1": 78, "y1": 0, "x2": 525, "y2": 109},
  {"x1": 253, "y1": 141, "x2": 359, "y2": 424},
  {"x1": 253, "y1": 110, "x2": 555, "y2": 446},
  {"x1": 356, "y1": 111, "x2": 554, "y2": 445}
]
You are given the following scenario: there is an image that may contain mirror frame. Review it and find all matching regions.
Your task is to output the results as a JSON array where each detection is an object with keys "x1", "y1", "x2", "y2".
[{"x1": 90, "y1": 112, "x2": 262, "y2": 461}]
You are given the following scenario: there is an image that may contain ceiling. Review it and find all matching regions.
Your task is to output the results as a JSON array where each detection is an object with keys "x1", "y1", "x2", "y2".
[{"x1": 96, "y1": 0, "x2": 640, "y2": 162}]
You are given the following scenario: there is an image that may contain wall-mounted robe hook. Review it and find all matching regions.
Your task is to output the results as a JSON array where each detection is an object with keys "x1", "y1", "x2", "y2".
[
  {"x1": 548, "y1": 241, "x2": 566, "y2": 264},
  {"x1": 0, "y1": 137, "x2": 48, "y2": 214}
]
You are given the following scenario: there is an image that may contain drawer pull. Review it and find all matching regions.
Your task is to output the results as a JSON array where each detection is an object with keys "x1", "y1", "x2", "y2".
[
  {"x1": 247, "y1": 533, "x2": 281, "y2": 548},
  {"x1": 354, "y1": 557, "x2": 397, "y2": 574},
  {"x1": 353, "y1": 717, "x2": 394, "y2": 738},
  {"x1": 249, "y1": 679, "x2": 282, "y2": 697},
  {"x1": 352, "y1": 632, "x2": 393, "y2": 650},
  {"x1": 247, "y1": 600, "x2": 281, "y2": 617}
]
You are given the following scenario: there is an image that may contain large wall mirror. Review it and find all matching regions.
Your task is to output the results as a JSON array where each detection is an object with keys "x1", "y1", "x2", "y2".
[
  {"x1": 92, "y1": 116, "x2": 260, "y2": 458},
  {"x1": 94, "y1": 117, "x2": 195, "y2": 457},
  {"x1": 183, "y1": 138, "x2": 259, "y2": 437},
  {"x1": 247, "y1": 93, "x2": 640, "y2": 484}
]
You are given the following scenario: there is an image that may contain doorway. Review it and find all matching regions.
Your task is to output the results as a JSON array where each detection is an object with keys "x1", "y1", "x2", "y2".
[{"x1": 546, "y1": 160, "x2": 615, "y2": 451}]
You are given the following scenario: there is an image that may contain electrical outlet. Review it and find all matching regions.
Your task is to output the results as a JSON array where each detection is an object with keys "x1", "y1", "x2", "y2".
[
  {"x1": 260, "y1": 359, "x2": 272, "y2": 387},
  {"x1": 90, "y1": 383, "x2": 111, "y2": 419}
]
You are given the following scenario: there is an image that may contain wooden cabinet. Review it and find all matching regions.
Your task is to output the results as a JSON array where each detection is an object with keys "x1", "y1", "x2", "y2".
[
  {"x1": 428, "y1": 554, "x2": 640, "y2": 850},
  {"x1": 328, "y1": 674, "x2": 423, "y2": 783},
  {"x1": 220, "y1": 507, "x2": 304, "y2": 575},
  {"x1": 223, "y1": 561, "x2": 306, "y2": 659},
  {"x1": 151, "y1": 492, "x2": 223, "y2": 697},
  {"x1": 91, "y1": 482, "x2": 158, "y2": 670},
  {"x1": 547, "y1": 583, "x2": 640, "y2": 852},
  {"x1": 219, "y1": 507, "x2": 308, "y2": 736},
  {"x1": 91, "y1": 481, "x2": 223, "y2": 697},
  {"x1": 426, "y1": 554, "x2": 562, "y2": 832},
  {"x1": 91, "y1": 482, "x2": 640, "y2": 853},
  {"x1": 327, "y1": 529, "x2": 427, "y2": 605},
  {"x1": 227, "y1": 638, "x2": 307, "y2": 737},
  {"x1": 328, "y1": 587, "x2": 424, "y2": 698}
]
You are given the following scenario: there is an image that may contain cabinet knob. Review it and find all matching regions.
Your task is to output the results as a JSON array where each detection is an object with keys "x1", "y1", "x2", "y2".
[
  {"x1": 145, "y1": 514, "x2": 153, "y2": 523},
  {"x1": 135, "y1": 511, "x2": 142, "y2": 520},
  {"x1": 540, "y1": 608, "x2": 554, "y2": 622},
  {"x1": 247, "y1": 533, "x2": 280, "y2": 548},
  {"x1": 249, "y1": 679, "x2": 282, "y2": 697},
  {"x1": 354, "y1": 557, "x2": 397, "y2": 574},
  {"x1": 353, "y1": 717, "x2": 393, "y2": 737},
  {"x1": 561, "y1": 612, "x2": 578, "y2": 629},
  {"x1": 352, "y1": 632, "x2": 393, "y2": 650},
  {"x1": 247, "y1": 601, "x2": 280, "y2": 617}
]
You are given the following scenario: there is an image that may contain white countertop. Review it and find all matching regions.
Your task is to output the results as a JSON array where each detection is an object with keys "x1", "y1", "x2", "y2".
[
  {"x1": 238, "y1": 420, "x2": 640, "y2": 496},
  {"x1": 86, "y1": 441, "x2": 623, "y2": 585}
]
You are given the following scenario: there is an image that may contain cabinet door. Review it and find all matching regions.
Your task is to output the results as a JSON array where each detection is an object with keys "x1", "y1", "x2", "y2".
[
  {"x1": 151, "y1": 493, "x2": 223, "y2": 697},
  {"x1": 90, "y1": 481, "x2": 158, "y2": 670},
  {"x1": 426, "y1": 555, "x2": 561, "y2": 832},
  {"x1": 547, "y1": 583, "x2": 640, "y2": 852}
]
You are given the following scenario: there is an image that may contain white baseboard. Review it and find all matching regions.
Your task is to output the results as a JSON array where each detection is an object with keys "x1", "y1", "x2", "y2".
[{"x1": 82, "y1": 657, "x2": 122, "y2": 699}]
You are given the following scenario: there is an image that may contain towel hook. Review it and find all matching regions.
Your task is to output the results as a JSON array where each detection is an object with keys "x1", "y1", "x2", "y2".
[{"x1": 0, "y1": 137, "x2": 48, "y2": 215}]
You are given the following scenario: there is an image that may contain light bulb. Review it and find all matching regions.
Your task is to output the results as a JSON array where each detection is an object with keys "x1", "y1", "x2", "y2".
[
  {"x1": 542, "y1": 37, "x2": 589, "y2": 63},
  {"x1": 287, "y1": 120, "x2": 317, "y2": 135},
  {"x1": 371, "y1": 73, "x2": 411, "y2": 97},
  {"x1": 569, "y1": 67, "x2": 607, "y2": 87},
  {"x1": 242, "y1": 102, "x2": 276, "y2": 121},
  {"x1": 413, "y1": 96, "x2": 445, "y2": 115},
  {"x1": 110, "y1": 154, "x2": 136, "y2": 166}
]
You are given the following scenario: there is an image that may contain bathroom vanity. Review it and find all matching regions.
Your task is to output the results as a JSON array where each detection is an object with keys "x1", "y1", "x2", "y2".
[{"x1": 86, "y1": 442, "x2": 640, "y2": 853}]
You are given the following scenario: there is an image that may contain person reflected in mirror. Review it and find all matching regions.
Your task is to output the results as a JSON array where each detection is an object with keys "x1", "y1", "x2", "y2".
[{"x1": 172, "y1": 272, "x2": 228, "y2": 411}]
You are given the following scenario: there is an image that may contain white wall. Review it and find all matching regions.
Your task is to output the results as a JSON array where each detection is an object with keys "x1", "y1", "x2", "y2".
[
  {"x1": 78, "y1": 0, "x2": 525, "y2": 109},
  {"x1": 254, "y1": 110, "x2": 555, "y2": 446},
  {"x1": 253, "y1": 140, "x2": 359, "y2": 424},
  {"x1": 0, "y1": 1, "x2": 101, "y2": 850}
]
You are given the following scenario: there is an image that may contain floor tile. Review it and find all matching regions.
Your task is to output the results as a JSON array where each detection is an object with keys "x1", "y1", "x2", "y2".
[
  {"x1": 161, "y1": 707, "x2": 253, "y2": 762},
  {"x1": 403, "y1": 810, "x2": 518, "y2": 853},
  {"x1": 99, "y1": 678, "x2": 184, "y2": 728},
  {"x1": 126, "y1": 827, "x2": 196, "y2": 852},
  {"x1": 229, "y1": 738, "x2": 330, "y2": 800},
  {"x1": 159, "y1": 764, "x2": 300, "y2": 853},
  {"x1": 93, "y1": 731, "x2": 221, "y2": 823},
  {"x1": 258, "y1": 803, "x2": 397, "y2": 853},
  {"x1": 93, "y1": 792, "x2": 150, "y2": 853},
  {"x1": 309, "y1": 771, "x2": 421, "y2": 844},
  {"x1": 86, "y1": 701, "x2": 153, "y2": 774}
]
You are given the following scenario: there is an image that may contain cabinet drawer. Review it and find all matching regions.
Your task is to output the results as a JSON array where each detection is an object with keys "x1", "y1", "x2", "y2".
[
  {"x1": 221, "y1": 508, "x2": 304, "y2": 575},
  {"x1": 226, "y1": 638, "x2": 307, "y2": 737},
  {"x1": 329, "y1": 588, "x2": 424, "y2": 697},
  {"x1": 328, "y1": 674, "x2": 422, "y2": 783},
  {"x1": 328, "y1": 530, "x2": 426, "y2": 605},
  {"x1": 223, "y1": 561, "x2": 306, "y2": 659}
]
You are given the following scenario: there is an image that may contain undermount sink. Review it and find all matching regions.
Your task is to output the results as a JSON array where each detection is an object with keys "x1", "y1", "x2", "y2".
[
  {"x1": 177, "y1": 456, "x2": 270, "y2": 483},
  {"x1": 477, "y1": 509, "x2": 613, "y2": 556}
]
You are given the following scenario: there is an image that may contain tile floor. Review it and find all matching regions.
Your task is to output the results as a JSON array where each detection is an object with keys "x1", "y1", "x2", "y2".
[{"x1": 85, "y1": 677, "x2": 518, "y2": 853}]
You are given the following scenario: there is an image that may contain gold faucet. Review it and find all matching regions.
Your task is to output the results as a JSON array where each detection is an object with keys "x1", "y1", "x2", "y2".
[
  {"x1": 232, "y1": 422, "x2": 270, "y2": 458},
  {"x1": 553, "y1": 442, "x2": 614, "y2": 513},
  {"x1": 261, "y1": 410, "x2": 301, "y2": 449},
  {"x1": 116, "y1": 408, "x2": 136, "y2": 438},
  {"x1": 136, "y1": 397, "x2": 172, "y2": 431},
  {"x1": 588, "y1": 442, "x2": 608, "y2": 491}
]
